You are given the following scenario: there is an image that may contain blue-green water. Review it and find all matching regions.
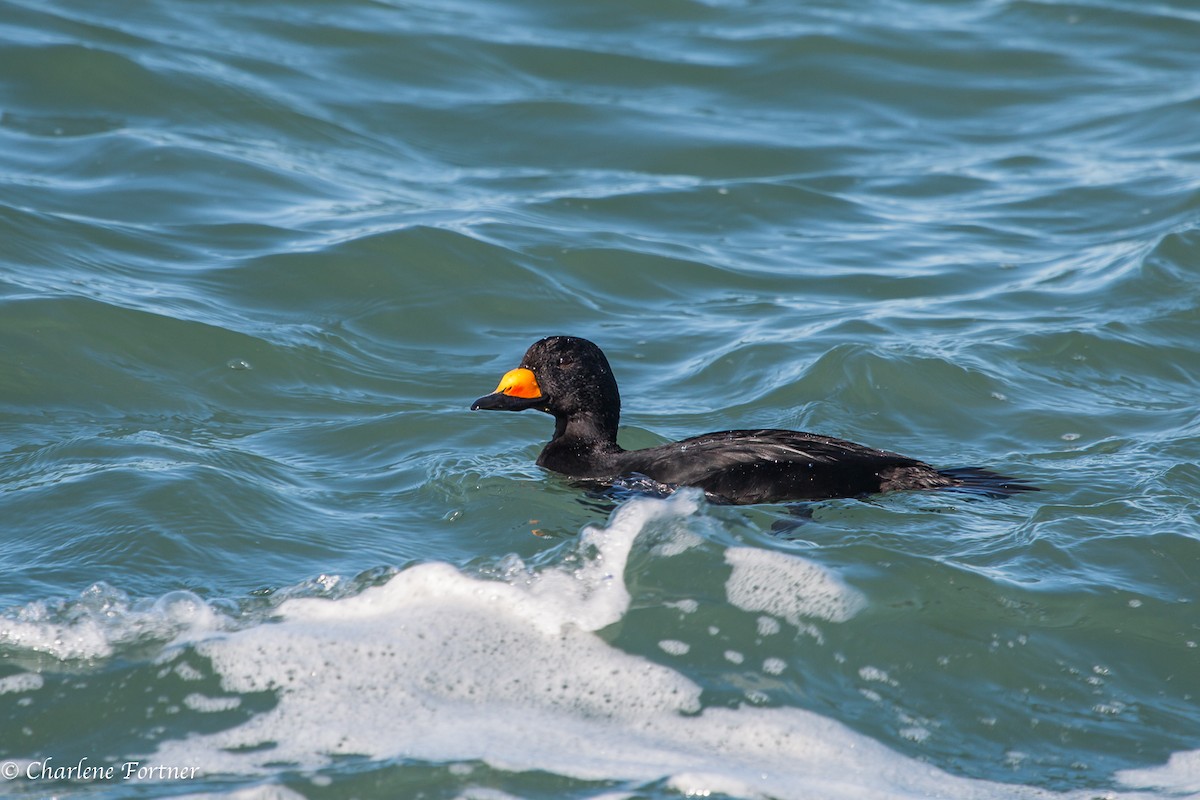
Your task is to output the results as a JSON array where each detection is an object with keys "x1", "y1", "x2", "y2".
[{"x1": 2, "y1": 0, "x2": 1199, "y2": 797}]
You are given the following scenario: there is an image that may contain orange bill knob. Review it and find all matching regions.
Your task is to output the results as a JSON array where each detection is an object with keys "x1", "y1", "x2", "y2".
[
  {"x1": 494, "y1": 367, "x2": 542, "y2": 399},
  {"x1": 471, "y1": 367, "x2": 545, "y2": 412}
]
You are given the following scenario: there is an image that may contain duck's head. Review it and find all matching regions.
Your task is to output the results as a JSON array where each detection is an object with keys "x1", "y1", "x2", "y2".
[{"x1": 471, "y1": 336, "x2": 621, "y2": 430}]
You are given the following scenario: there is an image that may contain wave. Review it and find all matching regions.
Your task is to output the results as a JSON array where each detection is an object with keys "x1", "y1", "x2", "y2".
[{"x1": 4, "y1": 493, "x2": 1193, "y2": 797}]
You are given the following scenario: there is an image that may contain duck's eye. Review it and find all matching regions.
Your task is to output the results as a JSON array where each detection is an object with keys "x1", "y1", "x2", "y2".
[{"x1": 558, "y1": 357, "x2": 574, "y2": 368}]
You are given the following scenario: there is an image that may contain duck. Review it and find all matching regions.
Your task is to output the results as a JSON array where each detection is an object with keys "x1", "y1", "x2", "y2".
[{"x1": 470, "y1": 336, "x2": 1036, "y2": 505}]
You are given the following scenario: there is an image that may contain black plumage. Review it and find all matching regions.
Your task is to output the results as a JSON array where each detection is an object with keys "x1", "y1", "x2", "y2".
[{"x1": 471, "y1": 336, "x2": 1036, "y2": 504}]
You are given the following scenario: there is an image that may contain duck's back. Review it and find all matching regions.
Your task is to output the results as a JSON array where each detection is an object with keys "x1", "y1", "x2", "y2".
[{"x1": 616, "y1": 428, "x2": 954, "y2": 504}]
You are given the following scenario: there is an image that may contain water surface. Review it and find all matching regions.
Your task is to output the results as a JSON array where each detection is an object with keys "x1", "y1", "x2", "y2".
[{"x1": 2, "y1": 0, "x2": 1199, "y2": 797}]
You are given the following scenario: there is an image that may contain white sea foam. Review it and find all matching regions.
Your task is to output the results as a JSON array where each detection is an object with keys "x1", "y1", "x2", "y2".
[
  {"x1": 659, "y1": 639, "x2": 691, "y2": 656},
  {"x1": 724, "y1": 546, "x2": 867, "y2": 625},
  {"x1": 0, "y1": 672, "x2": 43, "y2": 694},
  {"x1": 762, "y1": 657, "x2": 786, "y2": 675},
  {"x1": 17, "y1": 493, "x2": 1179, "y2": 799},
  {"x1": 183, "y1": 693, "x2": 242, "y2": 713},
  {"x1": 140, "y1": 493, "x2": 1086, "y2": 799},
  {"x1": 0, "y1": 584, "x2": 225, "y2": 661},
  {"x1": 1116, "y1": 750, "x2": 1200, "y2": 796}
]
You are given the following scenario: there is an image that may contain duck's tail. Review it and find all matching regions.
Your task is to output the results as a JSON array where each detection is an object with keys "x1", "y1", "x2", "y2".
[{"x1": 936, "y1": 466, "x2": 1040, "y2": 498}]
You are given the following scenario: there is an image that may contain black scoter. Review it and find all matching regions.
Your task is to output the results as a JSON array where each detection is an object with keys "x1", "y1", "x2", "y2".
[{"x1": 471, "y1": 336, "x2": 1035, "y2": 505}]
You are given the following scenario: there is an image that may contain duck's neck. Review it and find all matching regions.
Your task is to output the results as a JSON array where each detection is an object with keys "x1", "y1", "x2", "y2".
[
  {"x1": 551, "y1": 411, "x2": 620, "y2": 450},
  {"x1": 538, "y1": 411, "x2": 623, "y2": 477}
]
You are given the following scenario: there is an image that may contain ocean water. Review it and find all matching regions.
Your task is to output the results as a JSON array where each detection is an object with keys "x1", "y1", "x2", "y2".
[{"x1": 2, "y1": 0, "x2": 1199, "y2": 797}]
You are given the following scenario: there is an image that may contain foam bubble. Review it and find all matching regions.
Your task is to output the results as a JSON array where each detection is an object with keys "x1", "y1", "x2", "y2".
[
  {"x1": 659, "y1": 639, "x2": 691, "y2": 656},
  {"x1": 0, "y1": 583, "x2": 225, "y2": 661},
  {"x1": 1117, "y1": 750, "x2": 1200, "y2": 795},
  {"x1": 724, "y1": 547, "x2": 867, "y2": 625},
  {"x1": 174, "y1": 661, "x2": 205, "y2": 681},
  {"x1": 859, "y1": 666, "x2": 897, "y2": 686},
  {"x1": 900, "y1": 726, "x2": 931, "y2": 744},
  {"x1": 450, "y1": 790, "x2": 525, "y2": 800},
  {"x1": 0, "y1": 672, "x2": 43, "y2": 695},
  {"x1": 183, "y1": 693, "x2": 242, "y2": 713},
  {"x1": 1, "y1": 598, "x2": 115, "y2": 660},
  {"x1": 762, "y1": 657, "x2": 787, "y2": 675},
  {"x1": 665, "y1": 598, "x2": 699, "y2": 614}
]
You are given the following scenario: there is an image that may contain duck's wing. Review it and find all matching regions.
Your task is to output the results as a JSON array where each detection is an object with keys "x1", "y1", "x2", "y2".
[{"x1": 618, "y1": 429, "x2": 943, "y2": 504}]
